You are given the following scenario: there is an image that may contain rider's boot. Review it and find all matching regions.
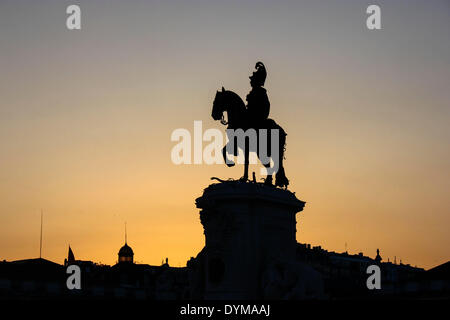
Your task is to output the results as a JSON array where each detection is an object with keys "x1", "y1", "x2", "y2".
[{"x1": 223, "y1": 147, "x2": 235, "y2": 167}]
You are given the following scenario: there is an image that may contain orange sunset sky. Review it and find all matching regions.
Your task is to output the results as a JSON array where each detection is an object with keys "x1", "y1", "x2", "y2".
[{"x1": 1, "y1": 1, "x2": 449, "y2": 269}]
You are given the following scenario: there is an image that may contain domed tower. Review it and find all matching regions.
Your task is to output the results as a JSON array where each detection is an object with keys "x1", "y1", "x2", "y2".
[
  {"x1": 118, "y1": 223, "x2": 134, "y2": 264},
  {"x1": 118, "y1": 243, "x2": 134, "y2": 263}
]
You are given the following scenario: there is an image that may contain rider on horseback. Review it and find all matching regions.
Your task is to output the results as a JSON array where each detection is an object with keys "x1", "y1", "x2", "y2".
[
  {"x1": 246, "y1": 62, "x2": 270, "y2": 130},
  {"x1": 211, "y1": 62, "x2": 289, "y2": 188},
  {"x1": 245, "y1": 62, "x2": 288, "y2": 187}
]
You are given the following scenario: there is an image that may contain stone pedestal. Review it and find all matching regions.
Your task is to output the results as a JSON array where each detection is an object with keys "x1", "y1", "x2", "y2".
[{"x1": 194, "y1": 181, "x2": 305, "y2": 299}]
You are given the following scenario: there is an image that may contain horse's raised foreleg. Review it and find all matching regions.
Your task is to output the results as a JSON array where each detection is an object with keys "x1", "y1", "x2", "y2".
[{"x1": 222, "y1": 145, "x2": 235, "y2": 167}]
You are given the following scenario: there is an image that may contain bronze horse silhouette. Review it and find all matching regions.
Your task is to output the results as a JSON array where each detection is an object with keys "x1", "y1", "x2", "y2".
[{"x1": 211, "y1": 87, "x2": 289, "y2": 188}]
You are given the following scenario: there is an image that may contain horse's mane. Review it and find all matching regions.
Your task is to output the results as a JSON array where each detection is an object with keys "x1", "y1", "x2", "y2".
[{"x1": 224, "y1": 90, "x2": 246, "y2": 112}]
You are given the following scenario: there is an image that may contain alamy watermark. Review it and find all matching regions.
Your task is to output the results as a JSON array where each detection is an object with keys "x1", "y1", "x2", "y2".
[
  {"x1": 65, "y1": 4, "x2": 380, "y2": 31},
  {"x1": 66, "y1": 265, "x2": 81, "y2": 290},
  {"x1": 66, "y1": 5, "x2": 81, "y2": 30},
  {"x1": 171, "y1": 121, "x2": 280, "y2": 175},
  {"x1": 366, "y1": 5, "x2": 381, "y2": 30},
  {"x1": 366, "y1": 265, "x2": 381, "y2": 290}
]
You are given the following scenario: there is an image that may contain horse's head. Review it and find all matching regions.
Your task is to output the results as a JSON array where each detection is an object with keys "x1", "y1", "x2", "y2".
[{"x1": 212, "y1": 86, "x2": 227, "y2": 122}]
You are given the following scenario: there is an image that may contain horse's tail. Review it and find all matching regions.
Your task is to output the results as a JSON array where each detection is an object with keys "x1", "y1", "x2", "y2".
[
  {"x1": 281, "y1": 127, "x2": 287, "y2": 160},
  {"x1": 267, "y1": 119, "x2": 287, "y2": 160}
]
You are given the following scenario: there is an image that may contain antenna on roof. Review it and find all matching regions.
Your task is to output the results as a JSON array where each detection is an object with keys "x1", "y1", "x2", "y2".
[
  {"x1": 39, "y1": 209, "x2": 43, "y2": 259},
  {"x1": 125, "y1": 222, "x2": 127, "y2": 244}
]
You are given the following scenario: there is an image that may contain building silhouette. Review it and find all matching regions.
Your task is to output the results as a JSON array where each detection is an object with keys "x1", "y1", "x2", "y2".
[{"x1": 0, "y1": 182, "x2": 448, "y2": 300}]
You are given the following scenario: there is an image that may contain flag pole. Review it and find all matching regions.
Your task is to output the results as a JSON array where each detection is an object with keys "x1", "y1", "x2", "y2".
[{"x1": 39, "y1": 210, "x2": 43, "y2": 258}]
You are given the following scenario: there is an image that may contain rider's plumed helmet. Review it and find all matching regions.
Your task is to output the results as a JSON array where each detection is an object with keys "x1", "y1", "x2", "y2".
[{"x1": 249, "y1": 61, "x2": 267, "y2": 87}]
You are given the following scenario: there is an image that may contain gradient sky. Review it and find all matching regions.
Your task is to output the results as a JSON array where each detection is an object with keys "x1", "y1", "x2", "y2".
[{"x1": 0, "y1": 0, "x2": 449, "y2": 269}]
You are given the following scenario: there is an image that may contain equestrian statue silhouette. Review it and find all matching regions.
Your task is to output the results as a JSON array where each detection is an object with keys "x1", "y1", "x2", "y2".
[{"x1": 211, "y1": 62, "x2": 289, "y2": 188}]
